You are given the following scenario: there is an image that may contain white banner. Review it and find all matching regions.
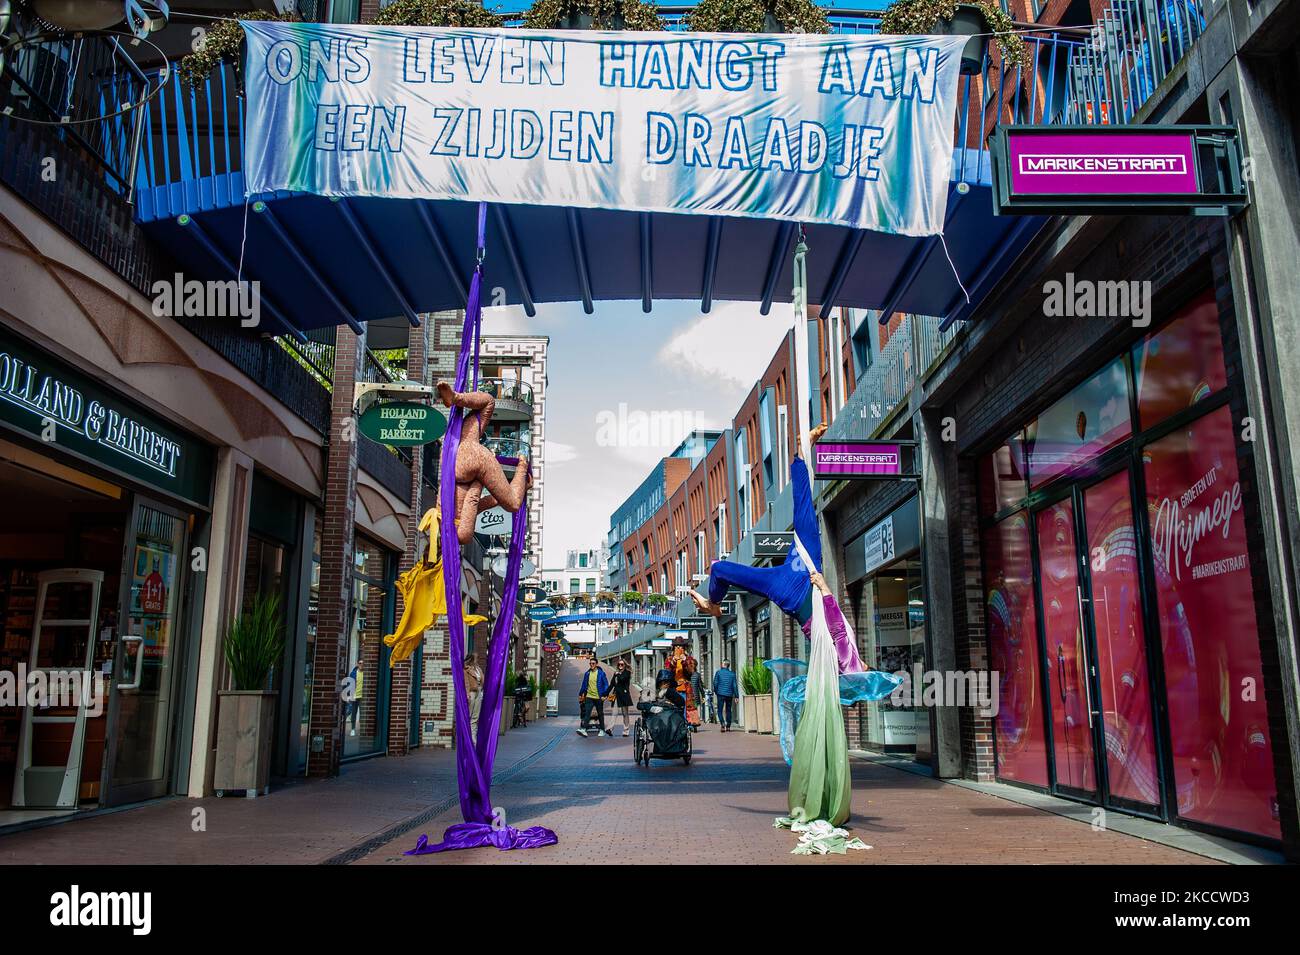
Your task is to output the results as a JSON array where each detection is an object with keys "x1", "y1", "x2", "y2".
[{"x1": 241, "y1": 22, "x2": 966, "y2": 236}]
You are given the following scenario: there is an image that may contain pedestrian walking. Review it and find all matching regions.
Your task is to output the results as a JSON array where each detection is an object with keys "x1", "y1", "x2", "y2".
[
  {"x1": 689, "y1": 667, "x2": 707, "y2": 730},
  {"x1": 465, "y1": 653, "x2": 484, "y2": 742},
  {"x1": 608, "y1": 658, "x2": 635, "y2": 736},
  {"x1": 347, "y1": 663, "x2": 362, "y2": 737},
  {"x1": 576, "y1": 657, "x2": 611, "y2": 737},
  {"x1": 712, "y1": 659, "x2": 738, "y2": 732}
]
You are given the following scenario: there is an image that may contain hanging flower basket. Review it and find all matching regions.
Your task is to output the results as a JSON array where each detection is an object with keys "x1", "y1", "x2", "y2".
[
  {"x1": 571, "y1": 593, "x2": 594, "y2": 609},
  {"x1": 621, "y1": 591, "x2": 645, "y2": 608},
  {"x1": 548, "y1": 594, "x2": 570, "y2": 610},
  {"x1": 371, "y1": 0, "x2": 504, "y2": 27},
  {"x1": 646, "y1": 593, "x2": 669, "y2": 608},
  {"x1": 685, "y1": 0, "x2": 829, "y2": 34},
  {"x1": 524, "y1": 0, "x2": 665, "y2": 31},
  {"x1": 178, "y1": 10, "x2": 299, "y2": 92},
  {"x1": 879, "y1": 0, "x2": 1025, "y2": 71}
]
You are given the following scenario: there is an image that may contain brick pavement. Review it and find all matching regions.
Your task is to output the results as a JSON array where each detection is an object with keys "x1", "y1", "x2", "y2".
[
  {"x1": 0, "y1": 715, "x2": 1223, "y2": 866},
  {"x1": 0, "y1": 719, "x2": 565, "y2": 865},
  {"x1": 356, "y1": 720, "x2": 1216, "y2": 866}
]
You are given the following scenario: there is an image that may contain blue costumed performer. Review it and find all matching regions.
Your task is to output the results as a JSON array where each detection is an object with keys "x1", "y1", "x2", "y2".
[{"x1": 686, "y1": 424, "x2": 902, "y2": 850}]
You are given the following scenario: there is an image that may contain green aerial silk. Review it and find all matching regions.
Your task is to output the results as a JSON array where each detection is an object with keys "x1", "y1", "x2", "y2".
[{"x1": 786, "y1": 584, "x2": 852, "y2": 826}]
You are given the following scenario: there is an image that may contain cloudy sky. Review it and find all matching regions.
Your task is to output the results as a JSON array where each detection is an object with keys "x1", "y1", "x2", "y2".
[{"x1": 482, "y1": 299, "x2": 793, "y2": 567}]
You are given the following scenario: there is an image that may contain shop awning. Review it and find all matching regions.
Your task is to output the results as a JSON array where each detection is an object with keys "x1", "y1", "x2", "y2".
[{"x1": 135, "y1": 148, "x2": 1044, "y2": 335}]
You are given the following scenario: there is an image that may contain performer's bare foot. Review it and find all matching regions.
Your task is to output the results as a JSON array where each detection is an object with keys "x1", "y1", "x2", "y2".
[
  {"x1": 436, "y1": 380, "x2": 457, "y2": 407},
  {"x1": 686, "y1": 588, "x2": 722, "y2": 618}
]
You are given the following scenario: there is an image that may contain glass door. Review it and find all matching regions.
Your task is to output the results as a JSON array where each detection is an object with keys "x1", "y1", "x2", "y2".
[
  {"x1": 1079, "y1": 469, "x2": 1162, "y2": 813},
  {"x1": 1034, "y1": 499, "x2": 1097, "y2": 797},
  {"x1": 100, "y1": 498, "x2": 189, "y2": 806},
  {"x1": 1033, "y1": 468, "x2": 1164, "y2": 814}
]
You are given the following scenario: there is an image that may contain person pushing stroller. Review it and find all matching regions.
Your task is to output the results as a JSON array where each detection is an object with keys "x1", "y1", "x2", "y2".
[{"x1": 632, "y1": 669, "x2": 692, "y2": 766}]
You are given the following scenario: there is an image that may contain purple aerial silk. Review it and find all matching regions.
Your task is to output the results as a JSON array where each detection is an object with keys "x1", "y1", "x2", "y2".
[{"x1": 407, "y1": 204, "x2": 556, "y2": 856}]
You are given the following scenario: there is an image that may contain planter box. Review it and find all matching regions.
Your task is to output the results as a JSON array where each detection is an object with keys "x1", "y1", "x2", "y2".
[
  {"x1": 214, "y1": 691, "x2": 276, "y2": 796},
  {"x1": 742, "y1": 694, "x2": 774, "y2": 734}
]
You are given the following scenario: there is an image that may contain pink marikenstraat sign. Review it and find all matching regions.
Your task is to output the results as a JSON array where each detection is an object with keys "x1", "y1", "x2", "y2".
[
  {"x1": 813, "y1": 442, "x2": 903, "y2": 478},
  {"x1": 1008, "y1": 130, "x2": 1200, "y2": 196}
]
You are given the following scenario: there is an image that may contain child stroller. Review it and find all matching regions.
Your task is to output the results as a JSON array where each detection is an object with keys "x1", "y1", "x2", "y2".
[{"x1": 633, "y1": 670, "x2": 692, "y2": 766}]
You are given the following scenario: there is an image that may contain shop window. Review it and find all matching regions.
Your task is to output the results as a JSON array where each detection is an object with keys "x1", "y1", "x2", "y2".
[
  {"x1": 862, "y1": 562, "x2": 925, "y2": 750},
  {"x1": 1133, "y1": 290, "x2": 1227, "y2": 430},
  {"x1": 978, "y1": 434, "x2": 1028, "y2": 516},
  {"x1": 981, "y1": 512, "x2": 1050, "y2": 787},
  {"x1": 1143, "y1": 405, "x2": 1279, "y2": 838},
  {"x1": 345, "y1": 537, "x2": 392, "y2": 759},
  {"x1": 299, "y1": 518, "x2": 321, "y2": 771},
  {"x1": 1025, "y1": 356, "x2": 1131, "y2": 488}
]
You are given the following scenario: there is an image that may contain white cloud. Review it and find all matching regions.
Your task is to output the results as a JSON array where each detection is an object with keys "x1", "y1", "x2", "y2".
[
  {"x1": 657, "y1": 302, "x2": 792, "y2": 388},
  {"x1": 545, "y1": 440, "x2": 579, "y2": 466}
]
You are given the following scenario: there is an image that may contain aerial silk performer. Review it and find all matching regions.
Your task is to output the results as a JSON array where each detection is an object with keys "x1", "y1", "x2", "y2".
[
  {"x1": 382, "y1": 505, "x2": 488, "y2": 666},
  {"x1": 686, "y1": 425, "x2": 901, "y2": 842},
  {"x1": 406, "y1": 204, "x2": 556, "y2": 856},
  {"x1": 685, "y1": 425, "x2": 901, "y2": 714},
  {"x1": 764, "y1": 572, "x2": 903, "y2": 768}
]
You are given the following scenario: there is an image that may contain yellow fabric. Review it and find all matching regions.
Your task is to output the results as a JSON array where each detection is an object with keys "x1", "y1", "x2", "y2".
[
  {"x1": 384, "y1": 506, "x2": 488, "y2": 665},
  {"x1": 585, "y1": 671, "x2": 601, "y2": 698}
]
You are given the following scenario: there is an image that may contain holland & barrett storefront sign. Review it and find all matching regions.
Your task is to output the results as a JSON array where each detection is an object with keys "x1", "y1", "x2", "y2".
[{"x1": 0, "y1": 329, "x2": 213, "y2": 504}]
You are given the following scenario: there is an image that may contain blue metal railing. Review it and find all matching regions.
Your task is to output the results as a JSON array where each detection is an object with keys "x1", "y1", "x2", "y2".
[{"x1": 1061, "y1": 0, "x2": 1207, "y2": 125}]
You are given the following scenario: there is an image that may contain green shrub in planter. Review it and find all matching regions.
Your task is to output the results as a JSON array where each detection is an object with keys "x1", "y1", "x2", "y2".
[
  {"x1": 524, "y1": 0, "x2": 665, "y2": 30},
  {"x1": 686, "y1": 0, "x2": 829, "y2": 34},
  {"x1": 178, "y1": 10, "x2": 298, "y2": 91},
  {"x1": 741, "y1": 660, "x2": 772, "y2": 695},
  {"x1": 224, "y1": 593, "x2": 285, "y2": 691},
  {"x1": 879, "y1": 0, "x2": 1026, "y2": 69},
  {"x1": 372, "y1": 0, "x2": 504, "y2": 27}
]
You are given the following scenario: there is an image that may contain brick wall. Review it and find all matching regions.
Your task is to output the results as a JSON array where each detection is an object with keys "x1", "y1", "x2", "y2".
[
  {"x1": 307, "y1": 325, "x2": 363, "y2": 777},
  {"x1": 386, "y1": 315, "x2": 429, "y2": 756}
]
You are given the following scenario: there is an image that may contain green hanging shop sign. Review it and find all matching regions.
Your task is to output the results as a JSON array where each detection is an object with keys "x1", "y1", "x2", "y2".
[{"x1": 357, "y1": 400, "x2": 446, "y2": 447}]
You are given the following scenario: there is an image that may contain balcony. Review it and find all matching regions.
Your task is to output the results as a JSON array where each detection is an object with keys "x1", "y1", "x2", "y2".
[
  {"x1": 1058, "y1": 0, "x2": 1207, "y2": 126},
  {"x1": 482, "y1": 433, "x2": 532, "y2": 476},
  {"x1": 477, "y1": 377, "x2": 535, "y2": 423},
  {"x1": 827, "y1": 314, "x2": 959, "y2": 441}
]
